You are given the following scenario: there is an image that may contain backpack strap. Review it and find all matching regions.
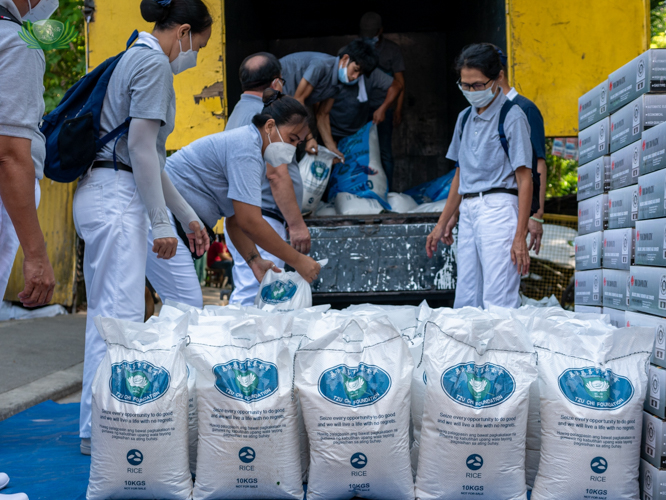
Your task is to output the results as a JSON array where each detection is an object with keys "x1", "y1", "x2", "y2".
[
  {"x1": 498, "y1": 99, "x2": 518, "y2": 160},
  {"x1": 0, "y1": 5, "x2": 21, "y2": 25},
  {"x1": 454, "y1": 107, "x2": 473, "y2": 168}
]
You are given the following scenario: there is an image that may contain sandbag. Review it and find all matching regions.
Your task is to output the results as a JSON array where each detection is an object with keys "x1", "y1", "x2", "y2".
[
  {"x1": 403, "y1": 170, "x2": 456, "y2": 204},
  {"x1": 299, "y1": 147, "x2": 339, "y2": 214},
  {"x1": 295, "y1": 317, "x2": 414, "y2": 500},
  {"x1": 530, "y1": 323, "x2": 653, "y2": 500},
  {"x1": 328, "y1": 122, "x2": 389, "y2": 209},
  {"x1": 185, "y1": 316, "x2": 303, "y2": 500},
  {"x1": 334, "y1": 193, "x2": 384, "y2": 215},
  {"x1": 388, "y1": 192, "x2": 419, "y2": 213},
  {"x1": 314, "y1": 201, "x2": 336, "y2": 216},
  {"x1": 254, "y1": 260, "x2": 327, "y2": 312},
  {"x1": 414, "y1": 314, "x2": 537, "y2": 500},
  {"x1": 407, "y1": 199, "x2": 448, "y2": 213},
  {"x1": 86, "y1": 316, "x2": 192, "y2": 500}
]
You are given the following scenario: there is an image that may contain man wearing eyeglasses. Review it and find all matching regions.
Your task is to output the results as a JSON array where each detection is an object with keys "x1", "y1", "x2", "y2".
[{"x1": 224, "y1": 52, "x2": 311, "y2": 306}]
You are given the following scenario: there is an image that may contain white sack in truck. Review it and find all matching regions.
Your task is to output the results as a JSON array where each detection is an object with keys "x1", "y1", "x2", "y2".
[
  {"x1": 314, "y1": 201, "x2": 336, "y2": 216},
  {"x1": 295, "y1": 316, "x2": 414, "y2": 500},
  {"x1": 335, "y1": 193, "x2": 384, "y2": 215},
  {"x1": 388, "y1": 192, "x2": 419, "y2": 213},
  {"x1": 86, "y1": 316, "x2": 192, "y2": 500},
  {"x1": 414, "y1": 315, "x2": 537, "y2": 500},
  {"x1": 186, "y1": 316, "x2": 303, "y2": 500},
  {"x1": 299, "y1": 146, "x2": 339, "y2": 214},
  {"x1": 254, "y1": 260, "x2": 327, "y2": 312},
  {"x1": 530, "y1": 323, "x2": 653, "y2": 500}
]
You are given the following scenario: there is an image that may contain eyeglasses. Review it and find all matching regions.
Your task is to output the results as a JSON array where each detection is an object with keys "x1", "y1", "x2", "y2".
[{"x1": 457, "y1": 78, "x2": 493, "y2": 92}]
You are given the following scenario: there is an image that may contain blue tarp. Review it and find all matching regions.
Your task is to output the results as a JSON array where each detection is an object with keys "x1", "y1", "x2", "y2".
[{"x1": 403, "y1": 169, "x2": 456, "y2": 204}]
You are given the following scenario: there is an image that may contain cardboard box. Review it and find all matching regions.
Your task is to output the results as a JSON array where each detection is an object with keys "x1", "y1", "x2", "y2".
[
  {"x1": 610, "y1": 95, "x2": 666, "y2": 153},
  {"x1": 575, "y1": 231, "x2": 603, "y2": 270},
  {"x1": 608, "y1": 186, "x2": 638, "y2": 229},
  {"x1": 575, "y1": 269, "x2": 603, "y2": 306},
  {"x1": 639, "y1": 169, "x2": 666, "y2": 220},
  {"x1": 603, "y1": 269, "x2": 630, "y2": 310},
  {"x1": 640, "y1": 457, "x2": 666, "y2": 500},
  {"x1": 631, "y1": 265, "x2": 666, "y2": 316},
  {"x1": 603, "y1": 227, "x2": 635, "y2": 270},
  {"x1": 574, "y1": 304, "x2": 603, "y2": 315},
  {"x1": 642, "y1": 121, "x2": 666, "y2": 175},
  {"x1": 611, "y1": 140, "x2": 642, "y2": 189},
  {"x1": 636, "y1": 219, "x2": 666, "y2": 267},
  {"x1": 625, "y1": 310, "x2": 666, "y2": 368},
  {"x1": 579, "y1": 117, "x2": 611, "y2": 165},
  {"x1": 646, "y1": 364, "x2": 666, "y2": 420},
  {"x1": 578, "y1": 156, "x2": 611, "y2": 201},
  {"x1": 602, "y1": 306, "x2": 625, "y2": 327},
  {"x1": 609, "y1": 49, "x2": 666, "y2": 113},
  {"x1": 579, "y1": 194, "x2": 609, "y2": 234},
  {"x1": 579, "y1": 80, "x2": 610, "y2": 131}
]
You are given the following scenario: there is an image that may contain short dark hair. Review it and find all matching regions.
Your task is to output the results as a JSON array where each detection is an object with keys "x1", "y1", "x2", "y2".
[
  {"x1": 239, "y1": 52, "x2": 282, "y2": 92},
  {"x1": 340, "y1": 39, "x2": 379, "y2": 76},
  {"x1": 251, "y1": 89, "x2": 309, "y2": 129},
  {"x1": 455, "y1": 43, "x2": 503, "y2": 80},
  {"x1": 140, "y1": 0, "x2": 213, "y2": 34}
]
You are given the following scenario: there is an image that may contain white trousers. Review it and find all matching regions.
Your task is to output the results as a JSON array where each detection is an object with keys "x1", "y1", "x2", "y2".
[
  {"x1": 145, "y1": 212, "x2": 203, "y2": 309},
  {"x1": 74, "y1": 169, "x2": 149, "y2": 438},
  {"x1": 453, "y1": 193, "x2": 522, "y2": 310},
  {"x1": 0, "y1": 179, "x2": 41, "y2": 300},
  {"x1": 225, "y1": 215, "x2": 287, "y2": 306}
]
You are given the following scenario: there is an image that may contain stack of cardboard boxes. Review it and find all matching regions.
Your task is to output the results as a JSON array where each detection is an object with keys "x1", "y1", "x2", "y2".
[{"x1": 574, "y1": 49, "x2": 666, "y2": 498}]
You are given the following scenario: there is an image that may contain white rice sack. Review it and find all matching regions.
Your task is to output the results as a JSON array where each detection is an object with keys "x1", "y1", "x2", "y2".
[
  {"x1": 407, "y1": 199, "x2": 447, "y2": 213},
  {"x1": 530, "y1": 323, "x2": 653, "y2": 500},
  {"x1": 314, "y1": 201, "x2": 336, "y2": 216},
  {"x1": 185, "y1": 316, "x2": 303, "y2": 500},
  {"x1": 87, "y1": 316, "x2": 192, "y2": 500},
  {"x1": 388, "y1": 192, "x2": 419, "y2": 213},
  {"x1": 254, "y1": 260, "x2": 327, "y2": 312},
  {"x1": 295, "y1": 317, "x2": 414, "y2": 500},
  {"x1": 334, "y1": 193, "x2": 384, "y2": 215},
  {"x1": 299, "y1": 147, "x2": 339, "y2": 214},
  {"x1": 414, "y1": 315, "x2": 537, "y2": 500}
]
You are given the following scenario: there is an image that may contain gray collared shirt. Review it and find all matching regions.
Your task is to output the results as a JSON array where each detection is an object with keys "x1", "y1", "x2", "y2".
[
  {"x1": 280, "y1": 52, "x2": 342, "y2": 106},
  {"x1": 446, "y1": 91, "x2": 532, "y2": 195}
]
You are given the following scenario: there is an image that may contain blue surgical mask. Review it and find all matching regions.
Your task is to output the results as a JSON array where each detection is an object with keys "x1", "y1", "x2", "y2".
[
  {"x1": 338, "y1": 62, "x2": 359, "y2": 86},
  {"x1": 461, "y1": 82, "x2": 498, "y2": 108},
  {"x1": 170, "y1": 32, "x2": 198, "y2": 75}
]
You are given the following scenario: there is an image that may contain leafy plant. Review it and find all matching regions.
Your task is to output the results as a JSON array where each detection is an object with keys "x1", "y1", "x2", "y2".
[
  {"x1": 652, "y1": 0, "x2": 666, "y2": 48},
  {"x1": 545, "y1": 139, "x2": 578, "y2": 199}
]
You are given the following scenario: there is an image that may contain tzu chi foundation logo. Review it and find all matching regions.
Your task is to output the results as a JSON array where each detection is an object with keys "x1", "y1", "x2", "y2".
[{"x1": 19, "y1": 19, "x2": 77, "y2": 50}]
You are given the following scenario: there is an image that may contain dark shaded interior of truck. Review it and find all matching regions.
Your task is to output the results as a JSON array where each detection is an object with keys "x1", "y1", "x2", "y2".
[{"x1": 225, "y1": 0, "x2": 507, "y2": 193}]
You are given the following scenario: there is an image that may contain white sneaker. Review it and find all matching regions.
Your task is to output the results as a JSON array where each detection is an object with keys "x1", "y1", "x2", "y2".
[
  {"x1": 80, "y1": 438, "x2": 91, "y2": 456},
  {"x1": 0, "y1": 473, "x2": 8, "y2": 490},
  {"x1": 0, "y1": 494, "x2": 29, "y2": 500}
]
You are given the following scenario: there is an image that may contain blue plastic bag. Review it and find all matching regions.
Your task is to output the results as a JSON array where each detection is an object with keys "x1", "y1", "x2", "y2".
[
  {"x1": 403, "y1": 170, "x2": 456, "y2": 204},
  {"x1": 328, "y1": 122, "x2": 390, "y2": 210}
]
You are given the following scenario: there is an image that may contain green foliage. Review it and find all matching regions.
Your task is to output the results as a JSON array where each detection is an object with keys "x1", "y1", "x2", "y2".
[
  {"x1": 545, "y1": 139, "x2": 578, "y2": 199},
  {"x1": 43, "y1": 0, "x2": 85, "y2": 113},
  {"x1": 652, "y1": 0, "x2": 666, "y2": 48}
]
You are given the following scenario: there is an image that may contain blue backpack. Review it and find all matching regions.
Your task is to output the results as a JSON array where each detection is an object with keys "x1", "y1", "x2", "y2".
[{"x1": 41, "y1": 30, "x2": 142, "y2": 182}]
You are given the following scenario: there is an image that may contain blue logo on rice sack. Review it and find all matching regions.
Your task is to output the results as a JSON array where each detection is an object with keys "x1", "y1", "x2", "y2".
[
  {"x1": 213, "y1": 359, "x2": 279, "y2": 403},
  {"x1": 109, "y1": 361, "x2": 170, "y2": 406},
  {"x1": 260, "y1": 279, "x2": 298, "y2": 305},
  {"x1": 441, "y1": 362, "x2": 515, "y2": 409},
  {"x1": 558, "y1": 367, "x2": 634, "y2": 410},
  {"x1": 311, "y1": 160, "x2": 330, "y2": 180},
  {"x1": 318, "y1": 363, "x2": 391, "y2": 407}
]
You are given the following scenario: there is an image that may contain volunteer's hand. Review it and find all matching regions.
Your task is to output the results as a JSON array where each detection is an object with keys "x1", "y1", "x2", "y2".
[
  {"x1": 18, "y1": 252, "x2": 55, "y2": 307},
  {"x1": 294, "y1": 254, "x2": 321, "y2": 283},
  {"x1": 394, "y1": 108, "x2": 403, "y2": 126},
  {"x1": 443, "y1": 212, "x2": 458, "y2": 246},
  {"x1": 187, "y1": 220, "x2": 210, "y2": 257},
  {"x1": 426, "y1": 223, "x2": 446, "y2": 258},
  {"x1": 527, "y1": 218, "x2": 543, "y2": 255},
  {"x1": 288, "y1": 223, "x2": 311, "y2": 254},
  {"x1": 306, "y1": 137, "x2": 319, "y2": 155},
  {"x1": 331, "y1": 148, "x2": 345, "y2": 163},
  {"x1": 511, "y1": 236, "x2": 530, "y2": 276},
  {"x1": 373, "y1": 107, "x2": 387, "y2": 124},
  {"x1": 153, "y1": 237, "x2": 178, "y2": 260},
  {"x1": 249, "y1": 257, "x2": 280, "y2": 283}
]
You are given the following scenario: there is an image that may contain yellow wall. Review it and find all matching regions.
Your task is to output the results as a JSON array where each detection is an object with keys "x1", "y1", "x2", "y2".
[
  {"x1": 3, "y1": 182, "x2": 78, "y2": 306},
  {"x1": 88, "y1": 0, "x2": 228, "y2": 150},
  {"x1": 506, "y1": 0, "x2": 650, "y2": 136}
]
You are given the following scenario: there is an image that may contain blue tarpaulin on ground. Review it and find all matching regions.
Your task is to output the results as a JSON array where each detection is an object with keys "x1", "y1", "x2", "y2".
[{"x1": 0, "y1": 401, "x2": 89, "y2": 500}]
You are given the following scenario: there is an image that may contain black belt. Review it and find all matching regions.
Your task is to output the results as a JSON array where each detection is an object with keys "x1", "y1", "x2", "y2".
[
  {"x1": 261, "y1": 209, "x2": 286, "y2": 226},
  {"x1": 91, "y1": 160, "x2": 133, "y2": 173},
  {"x1": 462, "y1": 187, "x2": 518, "y2": 199}
]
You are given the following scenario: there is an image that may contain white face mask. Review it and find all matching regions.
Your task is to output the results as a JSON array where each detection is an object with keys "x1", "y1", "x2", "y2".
[
  {"x1": 264, "y1": 126, "x2": 297, "y2": 167},
  {"x1": 170, "y1": 32, "x2": 198, "y2": 75},
  {"x1": 23, "y1": 0, "x2": 59, "y2": 22},
  {"x1": 460, "y1": 81, "x2": 498, "y2": 108}
]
